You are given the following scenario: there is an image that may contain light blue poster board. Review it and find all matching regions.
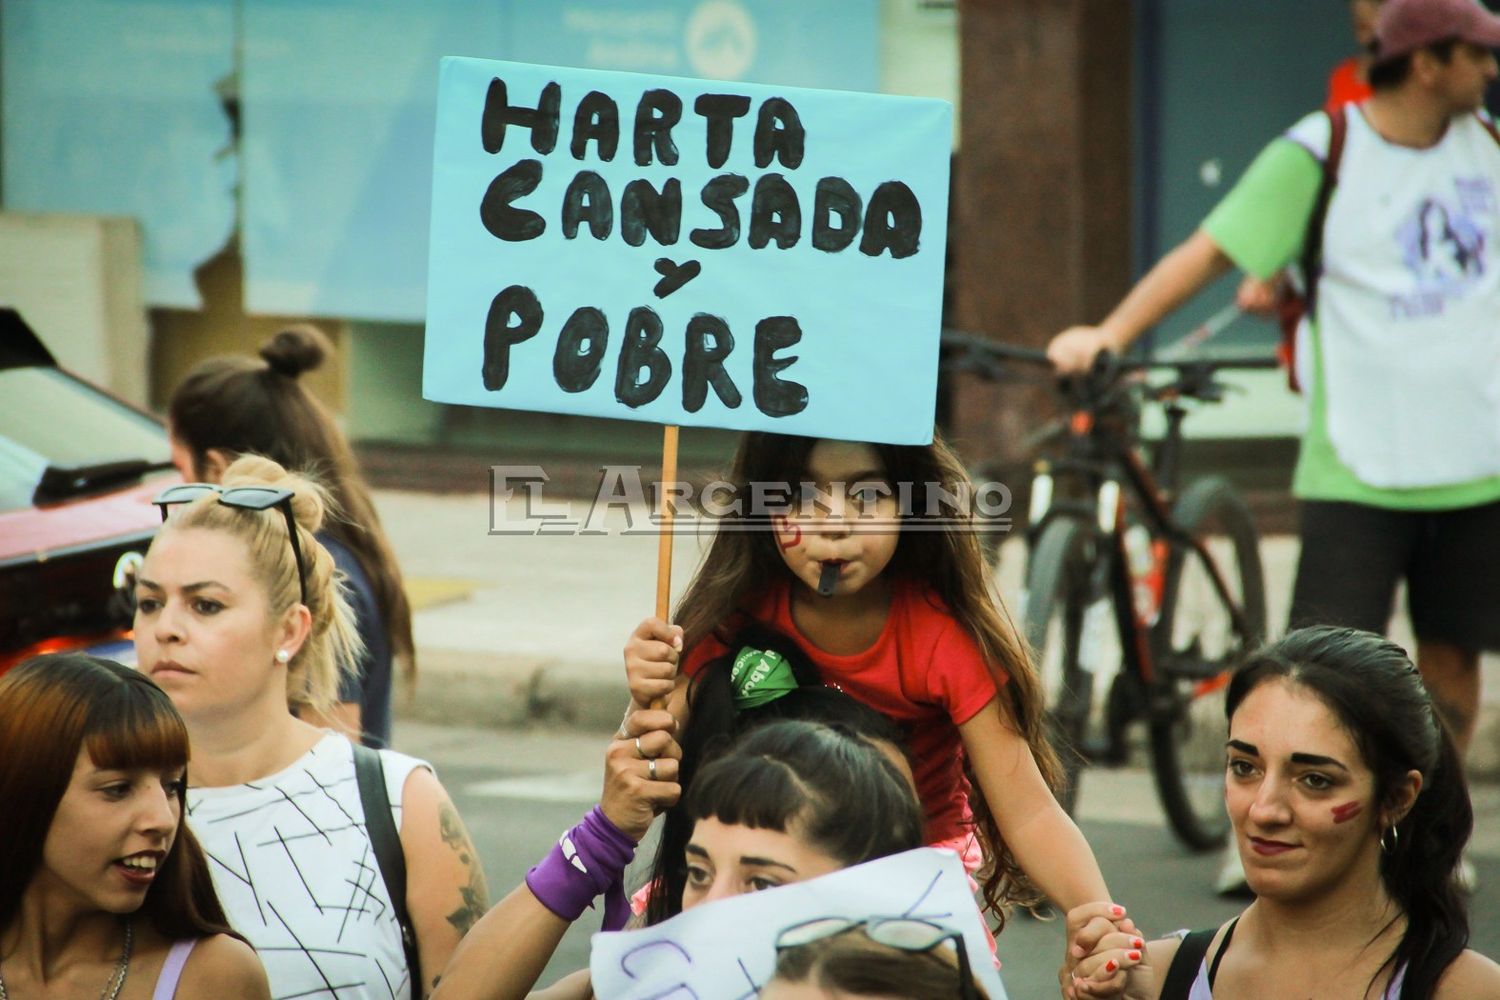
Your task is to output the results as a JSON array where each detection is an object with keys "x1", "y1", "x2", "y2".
[
  {"x1": 1, "y1": 0, "x2": 235, "y2": 308},
  {"x1": 424, "y1": 57, "x2": 951, "y2": 444}
]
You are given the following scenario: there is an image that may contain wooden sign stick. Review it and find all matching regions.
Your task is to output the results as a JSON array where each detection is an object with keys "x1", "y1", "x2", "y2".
[{"x1": 655, "y1": 424, "x2": 679, "y2": 622}]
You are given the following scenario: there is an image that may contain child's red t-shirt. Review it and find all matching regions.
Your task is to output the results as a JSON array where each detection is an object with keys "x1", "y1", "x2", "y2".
[{"x1": 681, "y1": 579, "x2": 1006, "y2": 844}]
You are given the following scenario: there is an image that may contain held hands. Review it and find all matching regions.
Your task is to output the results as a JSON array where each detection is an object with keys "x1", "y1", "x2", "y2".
[
  {"x1": 1047, "y1": 326, "x2": 1115, "y2": 375},
  {"x1": 601, "y1": 708, "x2": 682, "y2": 841},
  {"x1": 1063, "y1": 902, "x2": 1152, "y2": 1000},
  {"x1": 625, "y1": 616, "x2": 683, "y2": 709}
]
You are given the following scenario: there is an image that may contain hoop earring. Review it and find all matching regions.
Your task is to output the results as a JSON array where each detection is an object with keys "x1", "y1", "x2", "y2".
[{"x1": 1380, "y1": 824, "x2": 1400, "y2": 855}]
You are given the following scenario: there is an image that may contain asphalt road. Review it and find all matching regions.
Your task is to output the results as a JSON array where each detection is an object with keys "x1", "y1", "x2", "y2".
[{"x1": 396, "y1": 718, "x2": 1500, "y2": 999}]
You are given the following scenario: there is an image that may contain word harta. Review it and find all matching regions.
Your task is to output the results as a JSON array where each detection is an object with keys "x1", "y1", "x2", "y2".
[{"x1": 477, "y1": 81, "x2": 924, "y2": 417}]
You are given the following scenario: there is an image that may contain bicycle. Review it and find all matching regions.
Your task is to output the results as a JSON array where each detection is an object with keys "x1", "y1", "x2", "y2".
[{"x1": 941, "y1": 332, "x2": 1273, "y2": 850}]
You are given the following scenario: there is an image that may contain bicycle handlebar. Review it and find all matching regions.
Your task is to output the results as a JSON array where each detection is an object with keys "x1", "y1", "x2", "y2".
[{"x1": 940, "y1": 330, "x2": 1279, "y2": 375}]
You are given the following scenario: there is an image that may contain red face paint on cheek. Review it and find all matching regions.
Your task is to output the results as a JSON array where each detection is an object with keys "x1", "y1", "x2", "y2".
[
  {"x1": 774, "y1": 517, "x2": 802, "y2": 551},
  {"x1": 1331, "y1": 801, "x2": 1364, "y2": 824}
]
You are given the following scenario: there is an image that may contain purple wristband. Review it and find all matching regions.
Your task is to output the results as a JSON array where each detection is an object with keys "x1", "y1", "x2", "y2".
[{"x1": 525, "y1": 806, "x2": 637, "y2": 930}]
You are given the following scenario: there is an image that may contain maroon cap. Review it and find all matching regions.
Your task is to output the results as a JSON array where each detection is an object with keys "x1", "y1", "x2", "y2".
[{"x1": 1374, "y1": 0, "x2": 1500, "y2": 63}]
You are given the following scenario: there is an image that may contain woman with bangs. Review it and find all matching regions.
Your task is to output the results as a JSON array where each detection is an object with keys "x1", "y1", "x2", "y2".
[
  {"x1": 431, "y1": 717, "x2": 928, "y2": 1000},
  {"x1": 0, "y1": 653, "x2": 269, "y2": 999},
  {"x1": 634, "y1": 627, "x2": 917, "y2": 925}
]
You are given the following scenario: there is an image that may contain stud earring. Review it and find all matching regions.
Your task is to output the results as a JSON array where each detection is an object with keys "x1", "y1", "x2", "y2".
[{"x1": 275, "y1": 649, "x2": 291, "y2": 664}]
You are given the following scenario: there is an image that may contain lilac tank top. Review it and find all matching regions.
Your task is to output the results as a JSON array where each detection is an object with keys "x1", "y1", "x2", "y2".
[
  {"x1": 1187, "y1": 952, "x2": 1407, "y2": 998},
  {"x1": 152, "y1": 939, "x2": 198, "y2": 1000}
]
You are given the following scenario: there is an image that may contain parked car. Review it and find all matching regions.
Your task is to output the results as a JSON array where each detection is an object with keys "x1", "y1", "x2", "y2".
[{"x1": 0, "y1": 307, "x2": 177, "y2": 674}]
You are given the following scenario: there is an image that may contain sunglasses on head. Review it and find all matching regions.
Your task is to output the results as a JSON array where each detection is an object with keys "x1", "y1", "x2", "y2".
[
  {"x1": 775, "y1": 916, "x2": 978, "y2": 1000},
  {"x1": 152, "y1": 483, "x2": 308, "y2": 606}
]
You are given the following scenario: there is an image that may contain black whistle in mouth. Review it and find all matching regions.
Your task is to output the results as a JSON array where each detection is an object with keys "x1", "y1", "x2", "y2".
[{"x1": 817, "y1": 562, "x2": 840, "y2": 597}]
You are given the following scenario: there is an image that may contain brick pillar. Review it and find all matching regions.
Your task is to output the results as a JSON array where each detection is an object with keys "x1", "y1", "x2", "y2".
[{"x1": 949, "y1": 0, "x2": 1133, "y2": 476}]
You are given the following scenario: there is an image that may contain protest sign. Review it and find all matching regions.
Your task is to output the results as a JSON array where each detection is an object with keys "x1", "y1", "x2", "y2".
[
  {"x1": 588, "y1": 848, "x2": 1006, "y2": 999},
  {"x1": 424, "y1": 57, "x2": 951, "y2": 445}
]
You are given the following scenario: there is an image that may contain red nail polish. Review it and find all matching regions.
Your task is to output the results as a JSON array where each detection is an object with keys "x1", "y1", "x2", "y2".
[
  {"x1": 1110, "y1": 905, "x2": 1125, "y2": 917},
  {"x1": 1129, "y1": 950, "x2": 1141, "y2": 961},
  {"x1": 1105, "y1": 959, "x2": 1118, "y2": 973},
  {"x1": 1133, "y1": 938, "x2": 1144, "y2": 949}
]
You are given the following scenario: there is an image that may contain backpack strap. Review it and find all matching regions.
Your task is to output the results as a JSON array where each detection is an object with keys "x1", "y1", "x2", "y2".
[
  {"x1": 353, "y1": 743, "x2": 423, "y2": 994},
  {"x1": 1299, "y1": 103, "x2": 1348, "y2": 319}
]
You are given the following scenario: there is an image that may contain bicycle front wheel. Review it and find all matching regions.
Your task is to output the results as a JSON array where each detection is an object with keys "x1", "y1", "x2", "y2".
[
  {"x1": 1021, "y1": 518, "x2": 1105, "y2": 815},
  {"x1": 1149, "y1": 476, "x2": 1266, "y2": 850}
]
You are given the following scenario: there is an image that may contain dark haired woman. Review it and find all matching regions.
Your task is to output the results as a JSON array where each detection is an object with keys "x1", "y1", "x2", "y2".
[
  {"x1": 0, "y1": 654, "x2": 269, "y2": 998},
  {"x1": 168, "y1": 324, "x2": 413, "y2": 747},
  {"x1": 637, "y1": 627, "x2": 915, "y2": 926},
  {"x1": 431, "y1": 716, "x2": 926, "y2": 1000},
  {"x1": 763, "y1": 919, "x2": 993, "y2": 1000},
  {"x1": 1068, "y1": 626, "x2": 1500, "y2": 999}
]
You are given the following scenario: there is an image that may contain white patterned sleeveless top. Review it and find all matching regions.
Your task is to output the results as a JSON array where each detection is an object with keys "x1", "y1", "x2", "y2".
[{"x1": 186, "y1": 732, "x2": 428, "y2": 1000}]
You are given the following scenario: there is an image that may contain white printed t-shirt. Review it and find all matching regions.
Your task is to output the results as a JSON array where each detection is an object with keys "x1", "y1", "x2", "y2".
[
  {"x1": 1202, "y1": 105, "x2": 1500, "y2": 508},
  {"x1": 187, "y1": 732, "x2": 428, "y2": 1000}
]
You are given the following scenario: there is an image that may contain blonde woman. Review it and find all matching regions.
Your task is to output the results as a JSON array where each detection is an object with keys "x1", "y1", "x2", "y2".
[{"x1": 133, "y1": 455, "x2": 487, "y2": 1000}]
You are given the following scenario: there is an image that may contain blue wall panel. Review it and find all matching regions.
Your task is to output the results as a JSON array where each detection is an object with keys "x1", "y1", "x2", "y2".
[{"x1": 1, "y1": 0, "x2": 235, "y2": 308}]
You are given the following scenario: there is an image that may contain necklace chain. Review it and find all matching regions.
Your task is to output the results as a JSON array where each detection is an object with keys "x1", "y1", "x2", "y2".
[{"x1": 0, "y1": 918, "x2": 132, "y2": 1000}]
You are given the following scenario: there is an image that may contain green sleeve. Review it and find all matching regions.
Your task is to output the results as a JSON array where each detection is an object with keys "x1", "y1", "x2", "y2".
[{"x1": 1201, "y1": 139, "x2": 1323, "y2": 280}]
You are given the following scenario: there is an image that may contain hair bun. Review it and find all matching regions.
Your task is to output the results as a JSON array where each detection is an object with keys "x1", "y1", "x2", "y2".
[
  {"x1": 259, "y1": 325, "x2": 332, "y2": 379},
  {"x1": 220, "y1": 454, "x2": 332, "y2": 535}
]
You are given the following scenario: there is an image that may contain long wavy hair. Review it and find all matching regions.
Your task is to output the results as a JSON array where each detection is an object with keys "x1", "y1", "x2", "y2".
[
  {"x1": 1227, "y1": 626, "x2": 1471, "y2": 1000},
  {"x1": 672, "y1": 431, "x2": 1058, "y2": 921},
  {"x1": 0, "y1": 654, "x2": 240, "y2": 942}
]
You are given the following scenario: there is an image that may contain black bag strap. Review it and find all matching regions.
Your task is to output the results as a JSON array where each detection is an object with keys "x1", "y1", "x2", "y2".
[
  {"x1": 1160, "y1": 918, "x2": 1239, "y2": 1000},
  {"x1": 1299, "y1": 104, "x2": 1348, "y2": 320},
  {"x1": 353, "y1": 743, "x2": 422, "y2": 993},
  {"x1": 1160, "y1": 928, "x2": 1217, "y2": 1000}
]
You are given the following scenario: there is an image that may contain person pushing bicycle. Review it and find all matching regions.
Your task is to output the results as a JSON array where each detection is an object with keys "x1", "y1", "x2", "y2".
[{"x1": 1049, "y1": 0, "x2": 1500, "y2": 894}]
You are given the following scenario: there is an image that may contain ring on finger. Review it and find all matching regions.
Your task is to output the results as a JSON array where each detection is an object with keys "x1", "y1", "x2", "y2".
[
  {"x1": 648, "y1": 758, "x2": 659, "y2": 781},
  {"x1": 635, "y1": 736, "x2": 646, "y2": 759}
]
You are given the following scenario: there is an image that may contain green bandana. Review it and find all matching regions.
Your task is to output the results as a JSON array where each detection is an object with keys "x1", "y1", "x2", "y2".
[{"x1": 729, "y1": 647, "x2": 800, "y2": 710}]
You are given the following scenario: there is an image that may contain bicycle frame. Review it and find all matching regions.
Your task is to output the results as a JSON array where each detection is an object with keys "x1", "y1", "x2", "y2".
[
  {"x1": 1026, "y1": 367, "x2": 1261, "y2": 691},
  {"x1": 941, "y1": 332, "x2": 1274, "y2": 840}
]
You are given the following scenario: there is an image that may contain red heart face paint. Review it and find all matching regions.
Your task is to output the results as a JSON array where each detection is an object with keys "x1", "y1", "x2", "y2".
[
  {"x1": 1330, "y1": 801, "x2": 1364, "y2": 824},
  {"x1": 774, "y1": 516, "x2": 802, "y2": 551}
]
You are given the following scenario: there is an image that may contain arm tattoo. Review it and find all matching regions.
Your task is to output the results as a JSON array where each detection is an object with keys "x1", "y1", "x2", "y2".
[{"x1": 439, "y1": 802, "x2": 489, "y2": 936}]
